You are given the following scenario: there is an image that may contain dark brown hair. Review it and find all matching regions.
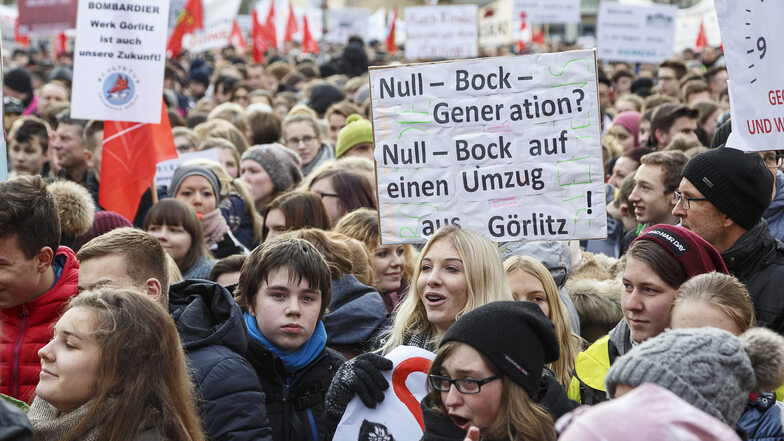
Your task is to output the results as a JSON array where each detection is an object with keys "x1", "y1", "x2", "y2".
[
  {"x1": 261, "y1": 191, "x2": 331, "y2": 242},
  {"x1": 209, "y1": 254, "x2": 246, "y2": 282},
  {"x1": 12, "y1": 116, "x2": 50, "y2": 153},
  {"x1": 246, "y1": 109, "x2": 282, "y2": 145},
  {"x1": 309, "y1": 168, "x2": 377, "y2": 216},
  {"x1": 627, "y1": 239, "x2": 688, "y2": 289},
  {"x1": 143, "y1": 199, "x2": 210, "y2": 274},
  {"x1": 0, "y1": 175, "x2": 60, "y2": 258}
]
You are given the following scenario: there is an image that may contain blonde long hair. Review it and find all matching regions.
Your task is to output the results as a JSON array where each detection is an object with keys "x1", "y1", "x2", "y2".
[
  {"x1": 380, "y1": 226, "x2": 513, "y2": 354},
  {"x1": 503, "y1": 256, "x2": 579, "y2": 389}
]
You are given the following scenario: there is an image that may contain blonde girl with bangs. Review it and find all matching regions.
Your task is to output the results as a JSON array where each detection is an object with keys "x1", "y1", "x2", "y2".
[{"x1": 504, "y1": 256, "x2": 580, "y2": 389}]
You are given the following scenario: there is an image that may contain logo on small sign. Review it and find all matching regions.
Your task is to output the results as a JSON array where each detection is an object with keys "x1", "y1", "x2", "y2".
[{"x1": 98, "y1": 67, "x2": 139, "y2": 110}]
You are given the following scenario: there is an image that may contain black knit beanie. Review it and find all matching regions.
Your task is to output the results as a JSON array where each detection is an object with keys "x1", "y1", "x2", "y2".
[
  {"x1": 681, "y1": 147, "x2": 773, "y2": 230},
  {"x1": 4, "y1": 68, "x2": 33, "y2": 105},
  {"x1": 440, "y1": 301, "x2": 560, "y2": 397}
]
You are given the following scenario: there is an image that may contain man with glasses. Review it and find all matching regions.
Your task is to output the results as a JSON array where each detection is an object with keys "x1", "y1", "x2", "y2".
[
  {"x1": 656, "y1": 60, "x2": 687, "y2": 98},
  {"x1": 673, "y1": 147, "x2": 784, "y2": 334}
]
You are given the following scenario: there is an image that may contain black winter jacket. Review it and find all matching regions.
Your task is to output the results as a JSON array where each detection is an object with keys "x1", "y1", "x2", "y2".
[
  {"x1": 722, "y1": 220, "x2": 784, "y2": 334},
  {"x1": 246, "y1": 339, "x2": 345, "y2": 441},
  {"x1": 168, "y1": 280, "x2": 273, "y2": 441}
]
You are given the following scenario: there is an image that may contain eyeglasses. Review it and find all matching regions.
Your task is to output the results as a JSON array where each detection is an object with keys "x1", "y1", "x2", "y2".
[
  {"x1": 317, "y1": 192, "x2": 340, "y2": 199},
  {"x1": 674, "y1": 190, "x2": 708, "y2": 210},
  {"x1": 286, "y1": 135, "x2": 317, "y2": 146},
  {"x1": 428, "y1": 374, "x2": 499, "y2": 394},
  {"x1": 759, "y1": 152, "x2": 783, "y2": 170}
]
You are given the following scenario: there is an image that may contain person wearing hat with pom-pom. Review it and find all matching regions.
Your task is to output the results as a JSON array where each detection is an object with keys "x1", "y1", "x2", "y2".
[{"x1": 335, "y1": 114, "x2": 374, "y2": 161}]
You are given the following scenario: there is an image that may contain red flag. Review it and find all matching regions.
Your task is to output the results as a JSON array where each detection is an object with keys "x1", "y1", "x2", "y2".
[
  {"x1": 301, "y1": 15, "x2": 319, "y2": 54},
  {"x1": 532, "y1": 26, "x2": 545, "y2": 45},
  {"x1": 14, "y1": 18, "x2": 29, "y2": 47},
  {"x1": 284, "y1": 2, "x2": 299, "y2": 43},
  {"x1": 695, "y1": 19, "x2": 707, "y2": 50},
  {"x1": 166, "y1": 0, "x2": 204, "y2": 58},
  {"x1": 251, "y1": 9, "x2": 265, "y2": 63},
  {"x1": 517, "y1": 12, "x2": 527, "y2": 53},
  {"x1": 54, "y1": 32, "x2": 67, "y2": 57},
  {"x1": 229, "y1": 19, "x2": 247, "y2": 54},
  {"x1": 99, "y1": 102, "x2": 178, "y2": 221},
  {"x1": 264, "y1": 1, "x2": 278, "y2": 51},
  {"x1": 386, "y1": 9, "x2": 397, "y2": 54}
]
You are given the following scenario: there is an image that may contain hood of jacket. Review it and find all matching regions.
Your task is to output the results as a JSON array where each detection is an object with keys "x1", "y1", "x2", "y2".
[
  {"x1": 168, "y1": 279, "x2": 248, "y2": 356},
  {"x1": 323, "y1": 275, "x2": 387, "y2": 345}
]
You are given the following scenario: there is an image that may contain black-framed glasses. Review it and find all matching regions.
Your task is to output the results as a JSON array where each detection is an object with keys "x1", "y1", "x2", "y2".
[
  {"x1": 428, "y1": 374, "x2": 499, "y2": 394},
  {"x1": 759, "y1": 152, "x2": 784, "y2": 170},
  {"x1": 674, "y1": 190, "x2": 708, "y2": 210},
  {"x1": 317, "y1": 192, "x2": 340, "y2": 199}
]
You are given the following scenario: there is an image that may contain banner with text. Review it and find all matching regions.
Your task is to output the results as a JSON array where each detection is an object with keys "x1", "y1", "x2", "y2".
[
  {"x1": 514, "y1": 0, "x2": 581, "y2": 24},
  {"x1": 370, "y1": 50, "x2": 607, "y2": 244},
  {"x1": 404, "y1": 5, "x2": 478, "y2": 61},
  {"x1": 18, "y1": 0, "x2": 77, "y2": 35},
  {"x1": 334, "y1": 346, "x2": 435, "y2": 441},
  {"x1": 71, "y1": 1, "x2": 168, "y2": 123},
  {"x1": 716, "y1": 0, "x2": 784, "y2": 151},
  {"x1": 324, "y1": 7, "x2": 369, "y2": 44},
  {"x1": 597, "y1": 2, "x2": 677, "y2": 64},
  {"x1": 183, "y1": 0, "x2": 241, "y2": 53}
]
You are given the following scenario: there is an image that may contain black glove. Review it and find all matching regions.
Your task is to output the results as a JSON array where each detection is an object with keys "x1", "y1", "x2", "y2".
[{"x1": 324, "y1": 353, "x2": 393, "y2": 434}]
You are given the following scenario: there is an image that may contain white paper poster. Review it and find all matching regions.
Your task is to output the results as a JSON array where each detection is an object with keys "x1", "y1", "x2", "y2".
[
  {"x1": 183, "y1": 0, "x2": 241, "y2": 53},
  {"x1": 715, "y1": 0, "x2": 784, "y2": 152},
  {"x1": 597, "y1": 2, "x2": 677, "y2": 64},
  {"x1": 324, "y1": 7, "x2": 370, "y2": 45},
  {"x1": 71, "y1": 1, "x2": 168, "y2": 123},
  {"x1": 0, "y1": 6, "x2": 19, "y2": 51},
  {"x1": 154, "y1": 149, "x2": 220, "y2": 191},
  {"x1": 674, "y1": 0, "x2": 720, "y2": 54},
  {"x1": 513, "y1": 0, "x2": 581, "y2": 24},
  {"x1": 480, "y1": 0, "x2": 514, "y2": 50},
  {"x1": 334, "y1": 346, "x2": 435, "y2": 441},
  {"x1": 370, "y1": 50, "x2": 607, "y2": 244},
  {"x1": 404, "y1": 5, "x2": 478, "y2": 61}
]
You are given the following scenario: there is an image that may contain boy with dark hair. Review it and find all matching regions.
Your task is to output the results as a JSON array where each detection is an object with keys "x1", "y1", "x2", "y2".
[
  {"x1": 8, "y1": 117, "x2": 50, "y2": 176},
  {"x1": 648, "y1": 103, "x2": 700, "y2": 148},
  {"x1": 657, "y1": 59, "x2": 688, "y2": 97},
  {"x1": 237, "y1": 237, "x2": 345, "y2": 441},
  {"x1": 0, "y1": 175, "x2": 79, "y2": 402}
]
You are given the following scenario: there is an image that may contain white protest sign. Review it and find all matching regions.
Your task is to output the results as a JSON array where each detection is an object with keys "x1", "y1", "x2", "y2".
[
  {"x1": 70, "y1": 1, "x2": 168, "y2": 123},
  {"x1": 404, "y1": 5, "x2": 478, "y2": 61},
  {"x1": 715, "y1": 0, "x2": 784, "y2": 152},
  {"x1": 674, "y1": 0, "x2": 720, "y2": 54},
  {"x1": 597, "y1": 2, "x2": 677, "y2": 64},
  {"x1": 0, "y1": 6, "x2": 19, "y2": 51},
  {"x1": 334, "y1": 346, "x2": 435, "y2": 441},
  {"x1": 480, "y1": 0, "x2": 514, "y2": 50},
  {"x1": 513, "y1": 0, "x2": 581, "y2": 24},
  {"x1": 154, "y1": 149, "x2": 219, "y2": 190},
  {"x1": 183, "y1": 0, "x2": 241, "y2": 53},
  {"x1": 370, "y1": 50, "x2": 607, "y2": 244},
  {"x1": 324, "y1": 7, "x2": 370, "y2": 44}
]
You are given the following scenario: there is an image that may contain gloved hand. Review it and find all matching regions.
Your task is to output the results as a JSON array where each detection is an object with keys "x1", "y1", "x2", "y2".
[{"x1": 324, "y1": 353, "x2": 393, "y2": 432}]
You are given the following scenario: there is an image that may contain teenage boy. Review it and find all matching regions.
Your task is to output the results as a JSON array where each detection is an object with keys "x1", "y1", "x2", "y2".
[
  {"x1": 8, "y1": 117, "x2": 50, "y2": 177},
  {"x1": 236, "y1": 237, "x2": 345, "y2": 441}
]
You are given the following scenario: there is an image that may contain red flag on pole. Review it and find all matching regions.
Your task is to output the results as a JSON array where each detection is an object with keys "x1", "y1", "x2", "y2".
[
  {"x1": 14, "y1": 18, "x2": 29, "y2": 47},
  {"x1": 54, "y1": 32, "x2": 67, "y2": 57},
  {"x1": 99, "y1": 102, "x2": 178, "y2": 221},
  {"x1": 229, "y1": 19, "x2": 247, "y2": 54},
  {"x1": 695, "y1": 19, "x2": 707, "y2": 50},
  {"x1": 166, "y1": 0, "x2": 204, "y2": 58},
  {"x1": 251, "y1": 9, "x2": 265, "y2": 63},
  {"x1": 284, "y1": 2, "x2": 299, "y2": 43},
  {"x1": 301, "y1": 15, "x2": 319, "y2": 54},
  {"x1": 386, "y1": 9, "x2": 397, "y2": 54},
  {"x1": 532, "y1": 26, "x2": 545, "y2": 45},
  {"x1": 264, "y1": 1, "x2": 278, "y2": 51},
  {"x1": 517, "y1": 12, "x2": 527, "y2": 53}
]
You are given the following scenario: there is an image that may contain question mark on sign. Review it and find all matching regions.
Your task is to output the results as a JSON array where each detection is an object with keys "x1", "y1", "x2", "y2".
[
  {"x1": 572, "y1": 89, "x2": 585, "y2": 112},
  {"x1": 392, "y1": 357, "x2": 433, "y2": 431}
]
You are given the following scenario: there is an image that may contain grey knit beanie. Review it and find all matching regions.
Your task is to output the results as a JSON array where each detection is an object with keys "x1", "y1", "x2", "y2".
[
  {"x1": 605, "y1": 328, "x2": 755, "y2": 427},
  {"x1": 241, "y1": 144, "x2": 303, "y2": 192},
  {"x1": 168, "y1": 165, "x2": 221, "y2": 198}
]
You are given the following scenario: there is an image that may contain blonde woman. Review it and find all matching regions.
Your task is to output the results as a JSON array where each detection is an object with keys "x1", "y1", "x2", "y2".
[{"x1": 504, "y1": 256, "x2": 580, "y2": 389}]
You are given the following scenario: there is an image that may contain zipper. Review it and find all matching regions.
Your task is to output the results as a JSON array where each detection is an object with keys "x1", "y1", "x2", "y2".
[{"x1": 11, "y1": 304, "x2": 29, "y2": 398}]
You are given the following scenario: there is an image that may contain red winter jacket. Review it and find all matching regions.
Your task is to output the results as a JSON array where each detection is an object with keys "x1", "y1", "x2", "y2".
[{"x1": 0, "y1": 246, "x2": 79, "y2": 403}]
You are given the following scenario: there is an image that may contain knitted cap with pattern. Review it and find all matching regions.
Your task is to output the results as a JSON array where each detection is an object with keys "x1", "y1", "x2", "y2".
[
  {"x1": 335, "y1": 114, "x2": 373, "y2": 159},
  {"x1": 241, "y1": 144, "x2": 303, "y2": 192},
  {"x1": 440, "y1": 301, "x2": 559, "y2": 397},
  {"x1": 681, "y1": 147, "x2": 773, "y2": 230}
]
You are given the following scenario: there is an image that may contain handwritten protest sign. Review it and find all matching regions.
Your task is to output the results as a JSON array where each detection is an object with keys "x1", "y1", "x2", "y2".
[
  {"x1": 17, "y1": 0, "x2": 77, "y2": 35},
  {"x1": 370, "y1": 50, "x2": 606, "y2": 245},
  {"x1": 154, "y1": 149, "x2": 219, "y2": 191},
  {"x1": 514, "y1": 0, "x2": 581, "y2": 24},
  {"x1": 715, "y1": 0, "x2": 784, "y2": 152},
  {"x1": 324, "y1": 7, "x2": 369, "y2": 44},
  {"x1": 404, "y1": 5, "x2": 478, "y2": 61},
  {"x1": 334, "y1": 346, "x2": 435, "y2": 441},
  {"x1": 597, "y1": 2, "x2": 677, "y2": 64},
  {"x1": 183, "y1": 0, "x2": 241, "y2": 53},
  {"x1": 71, "y1": 1, "x2": 168, "y2": 123}
]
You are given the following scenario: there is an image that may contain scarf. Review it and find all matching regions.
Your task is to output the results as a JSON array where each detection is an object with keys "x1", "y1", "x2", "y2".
[
  {"x1": 302, "y1": 142, "x2": 335, "y2": 176},
  {"x1": 244, "y1": 311, "x2": 327, "y2": 373},
  {"x1": 201, "y1": 208, "x2": 230, "y2": 246},
  {"x1": 29, "y1": 397, "x2": 104, "y2": 441}
]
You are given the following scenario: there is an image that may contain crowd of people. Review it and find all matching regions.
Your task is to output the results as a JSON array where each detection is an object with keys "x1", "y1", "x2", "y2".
[{"x1": 1, "y1": 32, "x2": 784, "y2": 441}]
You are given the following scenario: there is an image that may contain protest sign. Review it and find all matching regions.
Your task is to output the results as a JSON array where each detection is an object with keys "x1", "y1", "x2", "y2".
[
  {"x1": 674, "y1": 0, "x2": 720, "y2": 54},
  {"x1": 0, "y1": 6, "x2": 19, "y2": 50},
  {"x1": 513, "y1": 0, "x2": 581, "y2": 24},
  {"x1": 71, "y1": 1, "x2": 168, "y2": 123},
  {"x1": 324, "y1": 7, "x2": 370, "y2": 44},
  {"x1": 154, "y1": 149, "x2": 220, "y2": 192},
  {"x1": 183, "y1": 0, "x2": 241, "y2": 53},
  {"x1": 17, "y1": 0, "x2": 77, "y2": 35},
  {"x1": 334, "y1": 346, "x2": 435, "y2": 441},
  {"x1": 597, "y1": 2, "x2": 677, "y2": 64},
  {"x1": 480, "y1": 0, "x2": 514, "y2": 50},
  {"x1": 370, "y1": 50, "x2": 606, "y2": 244},
  {"x1": 404, "y1": 5, "x2": 478, "y2": 61},
  {"x1": 715, "y1": 0, "x2": 784, "y2": 152}
]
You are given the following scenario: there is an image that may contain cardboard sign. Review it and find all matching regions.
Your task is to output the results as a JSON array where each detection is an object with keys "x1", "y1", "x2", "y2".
[
  {"x1": 370, "y1": 50, "x2": 607, "y2": 244},
  {"x1": 597, "y1": 2, "x2": 677, "y2": 63},
  {"x1": 17, "y1": 0, "x2": 77, "y2": 35},
  {"x1": 183, "y1": 0, "x2": 241, "y2": 53},
  {"x1": 514, "y1": 0, "x2": 581, "y2": 24},
  {"x1": 715, "y1": 0, "x2": 784, "y2": 151},
  {"x1": 334, "y1": 346, "x2": 435, "y2": 441},
  {"x1": 154, "y1": 149, "x2": 220, "y2": 191},
  {"x1": 70, "y1": 0, "x2": 169, "y2": 123},
  {"x1": 324, "y1": 7, "x2": 370, "y2": 45},
  {"x1": 404, "y1": 5, "x2": 478, "y2": 61}
]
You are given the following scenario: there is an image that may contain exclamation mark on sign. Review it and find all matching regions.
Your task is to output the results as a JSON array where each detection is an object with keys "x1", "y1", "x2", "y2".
[{"x1": 586, "y1": 191, "x2": 592, "y2": 215}]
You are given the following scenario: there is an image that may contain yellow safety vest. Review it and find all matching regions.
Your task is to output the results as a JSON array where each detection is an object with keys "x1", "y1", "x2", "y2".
[{"x1": 568, "y1": 335, "x2": 612, "y2": 404}]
